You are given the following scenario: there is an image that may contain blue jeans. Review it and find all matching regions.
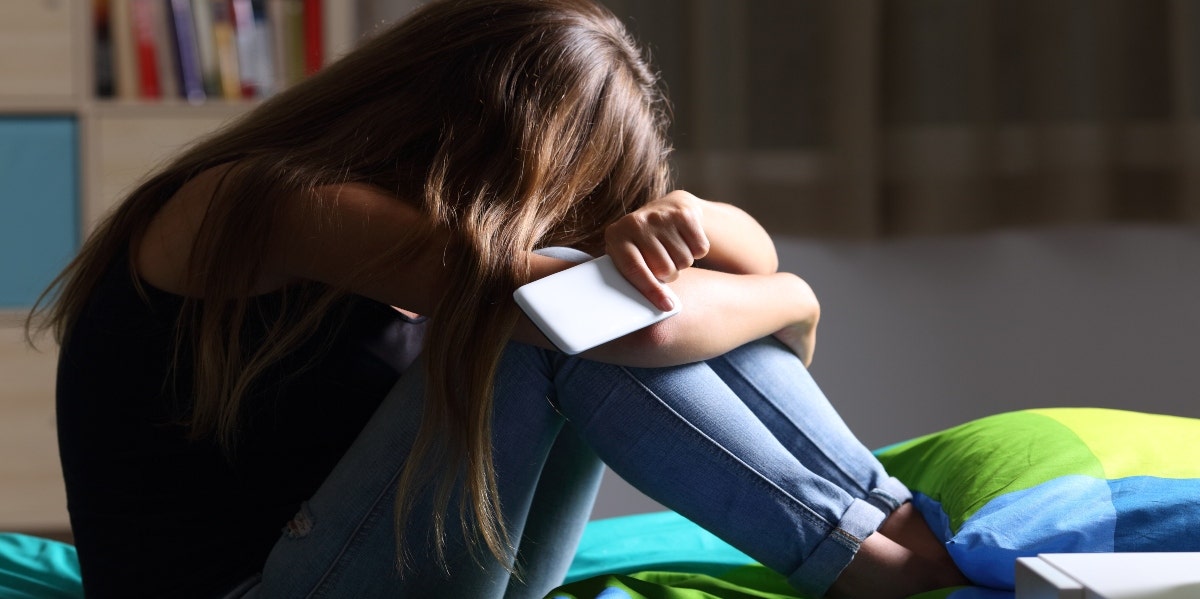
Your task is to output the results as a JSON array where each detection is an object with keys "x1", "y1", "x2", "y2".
[{"x1": 239, "y1": 337, "x2": 910, "y2": 599}]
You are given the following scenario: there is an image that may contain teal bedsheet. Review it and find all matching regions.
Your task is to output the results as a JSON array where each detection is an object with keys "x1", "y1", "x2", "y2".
[{"x1": 0, "y1": 533, "x2": 81, "y2": 599}]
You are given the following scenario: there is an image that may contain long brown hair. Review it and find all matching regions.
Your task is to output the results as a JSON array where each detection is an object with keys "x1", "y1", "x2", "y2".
[{"x1": 30, "y1": 0, "x2": 671, "y2": 571}]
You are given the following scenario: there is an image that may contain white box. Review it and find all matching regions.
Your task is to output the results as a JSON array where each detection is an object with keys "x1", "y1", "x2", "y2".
[{"x1": 1016, "y1": 553, "x2": 1200, "y2": 599}]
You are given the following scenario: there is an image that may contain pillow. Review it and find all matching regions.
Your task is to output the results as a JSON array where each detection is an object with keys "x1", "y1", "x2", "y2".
[{"x1": 874, "y1": 408, "x2": 1200, "y2": 589}]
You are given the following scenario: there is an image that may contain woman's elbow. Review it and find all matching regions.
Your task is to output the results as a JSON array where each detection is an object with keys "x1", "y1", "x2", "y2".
[{"x1": 607, "y1": 319, "x2": 714, "y2": 368}]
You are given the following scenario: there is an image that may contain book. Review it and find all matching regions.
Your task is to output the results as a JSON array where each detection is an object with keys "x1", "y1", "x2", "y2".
[
  {"x1": 271, "y1": 0, "x2": 305, "y2": 89},
  {"x1": 169, "y1": 0, "x2": 207, "y2": 103},
  {"x1": 303, "y1": 0, "x2": 322, "y2": 75},
  {"x1": 94, "y1": 0, "x2": 115, "y2": 97},
  {"x1": 98, "y1": 0, "x2": 338, "y2": 101},
  {"x1": 190, "y1": 0, "x2": 222, "y2": 97},
  {"x1": 129, "y1": 0, "x2": 161, "y2": 98},
  {"x1": 251, "y1": 0, "x2": 277, "y2": 96},
  {"x1": 150, "y1": 0, "x2": 182, "y2": 99},
  {"x1": 210, "y1": 0, "x2": 243, "y2": 99},
  {"x1": 110, "y1": 0, "x2": 139, "y2": 99},
  {"x1": 231, "y1": 0, "x2": 275, "y2": 97},
  {"x1": 267, "y1": 0, "x2": 289, "y2": 90}
]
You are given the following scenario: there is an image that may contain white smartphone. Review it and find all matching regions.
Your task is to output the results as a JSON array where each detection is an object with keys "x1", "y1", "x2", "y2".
[{"x1": 513, "y1": 255, "x2": 681, "y2": 355}]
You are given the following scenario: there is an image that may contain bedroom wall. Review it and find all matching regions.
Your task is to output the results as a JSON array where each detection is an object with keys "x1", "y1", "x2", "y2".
[{"x1": 590, "y1": 224, "x2": 1200, "y2": 518}]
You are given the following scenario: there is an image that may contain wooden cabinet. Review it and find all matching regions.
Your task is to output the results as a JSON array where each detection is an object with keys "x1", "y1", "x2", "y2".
[{"x1": 0, "y1": 117, "x2": 77, "y2": 307}]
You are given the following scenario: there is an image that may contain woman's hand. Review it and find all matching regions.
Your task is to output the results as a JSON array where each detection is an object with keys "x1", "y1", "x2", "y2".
[{"x1": 605, "y1": 190, "x2": 711, "y2": 311}]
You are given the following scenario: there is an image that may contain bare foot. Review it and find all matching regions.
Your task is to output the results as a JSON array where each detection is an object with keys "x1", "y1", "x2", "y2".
[
  {"x1": 878, "y1": 503, "x2": 968, "y2": 586},
  {"x1": 826, "y1": 532, "x2": 969, "y2": 599}
]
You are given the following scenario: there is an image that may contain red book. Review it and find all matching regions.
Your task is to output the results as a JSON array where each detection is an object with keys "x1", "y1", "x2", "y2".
[
  {"x1": 303, "y1": 0, "x2": 322, "y2": 75},
  {"x1": 130, "y1": 0, "x2": 162, "y2": 99}
]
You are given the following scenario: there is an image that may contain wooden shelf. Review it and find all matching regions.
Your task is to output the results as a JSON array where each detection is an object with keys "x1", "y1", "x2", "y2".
[
  {"x1": 0, "y1": 97, "x2": 81, "y2": 115},
  {"x1": 90, "y1": 98, "x2": 257, "y2": 119}
]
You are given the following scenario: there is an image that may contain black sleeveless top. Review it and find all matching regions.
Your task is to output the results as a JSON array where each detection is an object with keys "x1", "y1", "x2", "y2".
[{"x1": 56, "y1": 255, "x2": 427, "y2": 598}]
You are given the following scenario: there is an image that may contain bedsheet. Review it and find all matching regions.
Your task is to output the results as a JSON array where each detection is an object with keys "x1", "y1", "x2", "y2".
[{"x1": 0, "y1": 533, "x2": 81, "y2": 599}]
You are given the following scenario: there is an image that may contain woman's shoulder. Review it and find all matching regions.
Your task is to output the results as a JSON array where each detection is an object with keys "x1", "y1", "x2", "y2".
[{"x1": 134, "y1": 163, "x2": 240, "y2": 297}]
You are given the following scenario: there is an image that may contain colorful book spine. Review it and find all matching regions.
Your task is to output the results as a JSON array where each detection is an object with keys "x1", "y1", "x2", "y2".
[
  {"x1": 231, "y1": 0, "x2": 259, "y2": 97},
  {"x1": 273, "y1": 0, "x2": 305, "y2": 89},
  {"x1": 100, "y1": 0, "x2": 337, "y2": 101},
  {"x1": 94, "y1": 0, "x2": 115, "y2": 97},
  {"x1": 231, "y1": 0, "x2": 276, "y2": 97},
  {"x1": 169, "y1": 0, "x2": 207, "y2": 103},
  {"x1": 251, "y1": 0, "x2": 277, "y2": 97},
  {"x1": 110, "y1": 0, "x2": 139, "y2": 99},
  {"x1": 211, "y1": 0, "x2": 243, "y2": 100},
  {"x1": 150, "y1": 0, "x2": 182, "y2": 99},
  {"x1": 190, "y1": 0, "x2": 222, "y2": 97},
  {"x1": 129, "y1": 0, "x2": 161, "y2": 98},
  {"x1": 267, "y1": 0, "x2": 290, "y2": 90},
  {"x1": 303, "y1": 0, "x2": 322, "y2": 75}
]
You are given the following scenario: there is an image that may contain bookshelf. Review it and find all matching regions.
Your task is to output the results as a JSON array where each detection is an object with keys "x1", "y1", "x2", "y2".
[{"x1": 0, "y1": 0, "x2": 364, "y2": 538}]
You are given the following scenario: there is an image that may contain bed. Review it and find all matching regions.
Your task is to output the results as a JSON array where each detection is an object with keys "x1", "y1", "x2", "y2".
[{"x1": 5, "y1": 408, "x2": 1198, "y2": 599}]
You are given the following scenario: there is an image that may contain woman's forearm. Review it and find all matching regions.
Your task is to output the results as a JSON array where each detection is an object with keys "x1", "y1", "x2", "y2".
[
  {"x1": 574, "y1": 268, "x2": 816, "y2": 367},
  {"x1": 694, "y1": 199, "x2": 778, "y2": 275}
]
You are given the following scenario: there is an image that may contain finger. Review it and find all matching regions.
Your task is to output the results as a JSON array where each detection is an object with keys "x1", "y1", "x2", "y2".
[
  {"x1": 653, "y1": 228, "x2": 703, "y2": 277},
  {"x1": 680, "y1": 224, "x2": 710, "y2": 261},
  {"x1": 608, "y1": 242, "x2": 676, "y2": 312},
  {"x1": 605, "y1": 214, "x2": 685, "y2": 284},
  {"x1": 637, "y1": 237, "x2": 684, "y2": 283},
  {"x1": 635, "y1": 214, "x2": 698, "y2": 280},
  {"x1": 672, "y1": 203, "x2": 710, "y2": 261}
]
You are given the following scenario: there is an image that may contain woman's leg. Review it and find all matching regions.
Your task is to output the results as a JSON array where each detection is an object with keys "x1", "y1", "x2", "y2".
[
  {"x1": 551, "y1": 336, "x2": 973, "y2": 597},
  {"x1": 705, "y1": 343, "x2": 969, "y2": 571},
  {"x1": 248, "y1": 337, "x2": 952, "y2": 598},
  {"x1": 703, "y1": 337, "x2": 910, "y2": 516},
  {"x1": 703, "y1": 338, "x2": 967, "y2": 594},
  {"x1": 248, "y1": 344, "x2": 601, "y2": 598},
  {"x1": 549, "y1": 344, "x2": 895, "y2": 597},
  {"x1": 503, "y1": 428, "x2": 605, "y2": 597},
  {"x1": 704, "y1": 338, "x2": 967, "y2": 593}
]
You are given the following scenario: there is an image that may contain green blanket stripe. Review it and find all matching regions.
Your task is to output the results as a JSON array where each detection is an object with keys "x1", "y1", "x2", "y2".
[
  {"x1": 549, "y1": 567, "x2": 969, "y2": 599},
  {"x1": 548, "y1": 565, "x2": 802, "y2": 599},
  {"x1": 874, "y1": 410, "x2": 1103, "y2": 532}
]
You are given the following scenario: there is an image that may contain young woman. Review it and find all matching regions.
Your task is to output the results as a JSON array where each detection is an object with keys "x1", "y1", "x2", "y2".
[{"x1": 31, "y1": 0, "x2": 968, "y2": 597}]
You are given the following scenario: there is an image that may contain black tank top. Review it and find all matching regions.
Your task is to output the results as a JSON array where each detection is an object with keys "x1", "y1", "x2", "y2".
[{"x1": 56, "y1": 255, "x2": 427, "y2": 598}]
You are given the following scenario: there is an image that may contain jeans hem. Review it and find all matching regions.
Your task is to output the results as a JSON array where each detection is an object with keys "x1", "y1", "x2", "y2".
[
  {"x1": 866, "y1": 475, "x2": 912, "y2": 515},
  {"x1": 786, "y1": 497, "x2": 887, "y2": 598}
]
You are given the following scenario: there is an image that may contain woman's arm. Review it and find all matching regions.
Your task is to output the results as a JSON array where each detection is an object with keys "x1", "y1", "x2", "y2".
[
  {"x1": 513, "y1": 252, "x2": 817, "y2": 367},
  {"x1": 603, "y1": 191, "x2": 778, "y2": 313},
  {"x1": 693, "y1": 197, "x2": 778, "y2": 275},
  {"x1": 270, "y1": 183, "x2": 816, "y2": 368}
]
